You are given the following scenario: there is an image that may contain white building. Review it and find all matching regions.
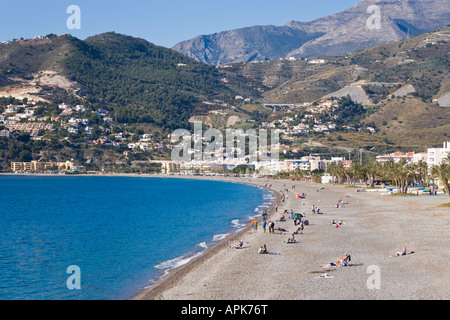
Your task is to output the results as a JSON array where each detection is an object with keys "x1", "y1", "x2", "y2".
[{"x1": 427, "y1": 141, "x2": 450, "y2": 167}]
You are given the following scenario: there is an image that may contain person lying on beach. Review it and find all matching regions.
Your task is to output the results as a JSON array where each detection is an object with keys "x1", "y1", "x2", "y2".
[
  {"x1": 320, "y1": 253, "x2": 351, "y2": 267},
  {"x1": 278, "y1": 227, "x2": 288, "y2": 233},
  {"x1": 390, "y1": 247, "x2": 415, "y2": 257}
]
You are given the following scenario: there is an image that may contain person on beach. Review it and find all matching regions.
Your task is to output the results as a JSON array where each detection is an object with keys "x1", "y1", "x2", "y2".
[
  {"x1": 390, "y1": 247, "x2": 414, "y2": 257},
  {"x1": 287, "y1": 234, "x2": 296, "y2": 243},
  {"x1": 392, "y1": 247, "x2": 407, "y2": 257},
  {"x1": 262, "y1": 221, "x2": 267, "y2": 233},
  {"x1": 258, "y1": 244, "x2": 268, "y2": 254},
  {"x1": 269, "y1": 220, "x2": 275, "y2": 233},
  {"x1": 296, "y1": 222, "x2": 304, "y2": 234},
  {"x1": 320, "y1": 253, "x2": 351, "y2": 267}
]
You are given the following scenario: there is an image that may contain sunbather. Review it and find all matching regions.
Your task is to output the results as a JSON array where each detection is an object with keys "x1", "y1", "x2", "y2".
[
  {"x1": 258, "y1": 244, "x2": 268, "y2": 254},
  {"x1": 287, "y1": 234, "x2": 296, "y2": 243},
  {"x1": 390, "y1": 247, "x2": 414, "y2": 257},
  {"x1": 320, "y1": 253, "x2": 351, "y2": 267}
]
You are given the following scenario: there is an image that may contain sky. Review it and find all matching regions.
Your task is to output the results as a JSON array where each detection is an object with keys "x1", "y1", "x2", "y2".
[{"x1": 0, "y1": 0, "x2": 361, "y2": 48}]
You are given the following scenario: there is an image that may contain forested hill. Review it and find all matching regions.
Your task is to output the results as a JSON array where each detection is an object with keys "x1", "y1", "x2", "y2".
[
  {"x1": 0, "y1": 32, "x2": 234, "y2": 130},
  {"x1": 64, "y1": 32, "x2": 234, "y2": 129}
]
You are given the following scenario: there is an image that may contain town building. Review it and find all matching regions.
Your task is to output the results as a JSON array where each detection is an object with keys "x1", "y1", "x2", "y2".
[
  {"x1": 11, "y1": 161, "x2": 75, "y2": 173},
  {"x1": 427, "y1": 141, "x2": 450, "y2": 167}
]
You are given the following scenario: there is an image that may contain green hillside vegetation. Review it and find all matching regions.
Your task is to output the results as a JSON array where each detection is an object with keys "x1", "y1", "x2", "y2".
[{"x1": 62, "y1": 32, "x2": 233, "y2": 130}]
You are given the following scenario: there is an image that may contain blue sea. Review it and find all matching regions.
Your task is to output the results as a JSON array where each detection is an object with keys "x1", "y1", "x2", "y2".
[{"x1": 0, "y1": 175, "x2": 272, "y2": 300}]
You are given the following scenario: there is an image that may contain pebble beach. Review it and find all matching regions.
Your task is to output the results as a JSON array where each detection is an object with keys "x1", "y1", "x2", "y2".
[{"x1": 133, "y1": 176, "x2": 450, "y2": 300}]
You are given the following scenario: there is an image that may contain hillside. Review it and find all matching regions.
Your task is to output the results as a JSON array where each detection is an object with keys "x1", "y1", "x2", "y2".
[
  {"x1": 218, "y1": 26, "x2": 450, "y2": 152},
  {"x1": 173, "y1": 0, "x2": 450, "y2": 66},
  {"x1": 222, "y1": 26, "x2": 450, "y2": 105},
  {"x1": 0, "y1": 32, "x2": 235, "y2": 130},
  {"x1": 0, "y1": 26, "x2": 449, "y2": 172}
]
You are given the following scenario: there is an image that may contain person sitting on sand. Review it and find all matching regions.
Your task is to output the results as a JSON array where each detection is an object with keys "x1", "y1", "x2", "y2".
[
  {"x1": 235, "y1": 240, "x2": 244, "y2": 249},
  {"x1": 258, "y1": 244, "x2": 268, "y2": 254},
  {"x1": 287, "y1": 234, "x2": 296, "y2": 243}
]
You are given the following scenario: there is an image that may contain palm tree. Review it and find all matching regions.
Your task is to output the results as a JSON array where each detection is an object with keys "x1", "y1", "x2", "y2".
[
  {"x1": 430, "y1": 155, "x2": 450, "y2": 202},
  {"x1": 363, "y1": 161, "x2": 382, "y2": 187},
  {"x1": 415, "y1": 160, "x2": 429, "y2": 188},
  {"x1": 347, "y1": 163, "x2": 364, "y2": 186},
  {"x1": 383, "y1": 159, "x2": 415, "y2": 194},
  {"x1": 326, "y1": 162, "x2": 345, "y2": 184}
]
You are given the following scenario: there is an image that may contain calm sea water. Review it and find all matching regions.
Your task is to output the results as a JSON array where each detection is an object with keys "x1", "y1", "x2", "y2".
[{"x1": 0, "y1": 175, "x2": 272, "y2": 300}]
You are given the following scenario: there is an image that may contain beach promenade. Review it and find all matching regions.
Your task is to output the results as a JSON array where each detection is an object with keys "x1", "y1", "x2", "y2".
[{"x1": 133, "y1": 176, "x2": 449, "y2": 300}]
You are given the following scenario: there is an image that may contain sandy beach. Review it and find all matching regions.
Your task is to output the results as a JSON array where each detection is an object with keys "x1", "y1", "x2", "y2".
[{"x1": 132, "y1": 176, "x2": 449, "y2": 300}]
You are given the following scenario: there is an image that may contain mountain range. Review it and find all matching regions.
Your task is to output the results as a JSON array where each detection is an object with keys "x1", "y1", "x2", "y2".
[
  {"x1": 173, "y1": 0, "x2": 450, "y2": 66},
  {"x1": 0, "y1": 11, "x2": 449, "y2": 161}
]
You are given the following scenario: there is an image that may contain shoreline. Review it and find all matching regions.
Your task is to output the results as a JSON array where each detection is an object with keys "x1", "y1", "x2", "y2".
[
  {"x1": 2, "y1": 173, "x2": 449, "y2": 300},
  {"x1": 131, "y1": 175, "x2": 283, "y2": 300},
  {"x1": 131, "y1": 176, "x2": 449, "y2": 300},
  {"x1": 2, "y1": 172, "x2": 283, "y2": 299}
]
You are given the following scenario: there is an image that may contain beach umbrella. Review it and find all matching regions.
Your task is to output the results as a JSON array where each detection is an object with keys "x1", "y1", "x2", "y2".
[{"x1": 293, "y1": 213, "x2": 303, "y2": 219}]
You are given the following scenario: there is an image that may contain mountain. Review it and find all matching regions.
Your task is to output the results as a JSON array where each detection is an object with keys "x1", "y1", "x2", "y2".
[
  {"x1": 0, "y1": 32, "x2": 234, "y2": 130},
  {"x1": 173, "y1": 0, "x2": 450, "y2": 66},
  {"x1": 219, "y1": 25, "x2": 450, "y2": 105},
  {"x1": 216, "y1": 25, "x2": 450, "y2": 149}
]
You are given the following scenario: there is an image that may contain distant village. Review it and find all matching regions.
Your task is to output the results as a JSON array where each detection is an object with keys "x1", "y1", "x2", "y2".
[{"x1": 1, "y1": 99, "x2": 449, "y2": 180}]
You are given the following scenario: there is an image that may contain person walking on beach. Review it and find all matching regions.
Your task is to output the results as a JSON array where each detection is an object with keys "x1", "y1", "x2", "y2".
[
  {"x1": 269, "y1": 220, "x2": 275, "y2": 233},
  {"x1": 262, "y1": 221, "x2": 267, "y2": 233}
]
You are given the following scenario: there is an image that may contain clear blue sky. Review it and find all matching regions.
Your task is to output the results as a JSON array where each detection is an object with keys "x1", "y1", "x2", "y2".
[{"x1": 0, "y1": 0, "x2": 361, "y2": 48}]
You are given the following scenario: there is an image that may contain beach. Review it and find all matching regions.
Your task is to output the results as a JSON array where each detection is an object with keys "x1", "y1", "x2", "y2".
[{"x1": 133, "y1": 176, "x2": 450, "y2": 300}]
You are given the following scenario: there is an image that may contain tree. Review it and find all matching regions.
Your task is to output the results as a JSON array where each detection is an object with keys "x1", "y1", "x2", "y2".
[
  {"x1": 383, "y1": 159, "x2": 415, "y2": 194},
  {"x1": 327, "y1": 162, "x2": 345, "y2": 184},
  {"x1": 430, "y1": 156, "x2": 450, "y2": 202},
  {"x1": 363, "y1": 161, "x2": 381, "y2": 187},
  {"x1": 415, "y1": 160, "x2": 429, "y2": 187},
  {"x1": 19, "y1": 150, "x2": 32, "y2": 162}
]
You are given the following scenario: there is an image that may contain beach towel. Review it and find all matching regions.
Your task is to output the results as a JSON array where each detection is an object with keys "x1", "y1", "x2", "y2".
[
  {"x1": 322, "y1": 265, "x2": 341, "y2": 268},
  {"x1": 314, "y1": 273, "x2": 335, "y2": 279}
]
